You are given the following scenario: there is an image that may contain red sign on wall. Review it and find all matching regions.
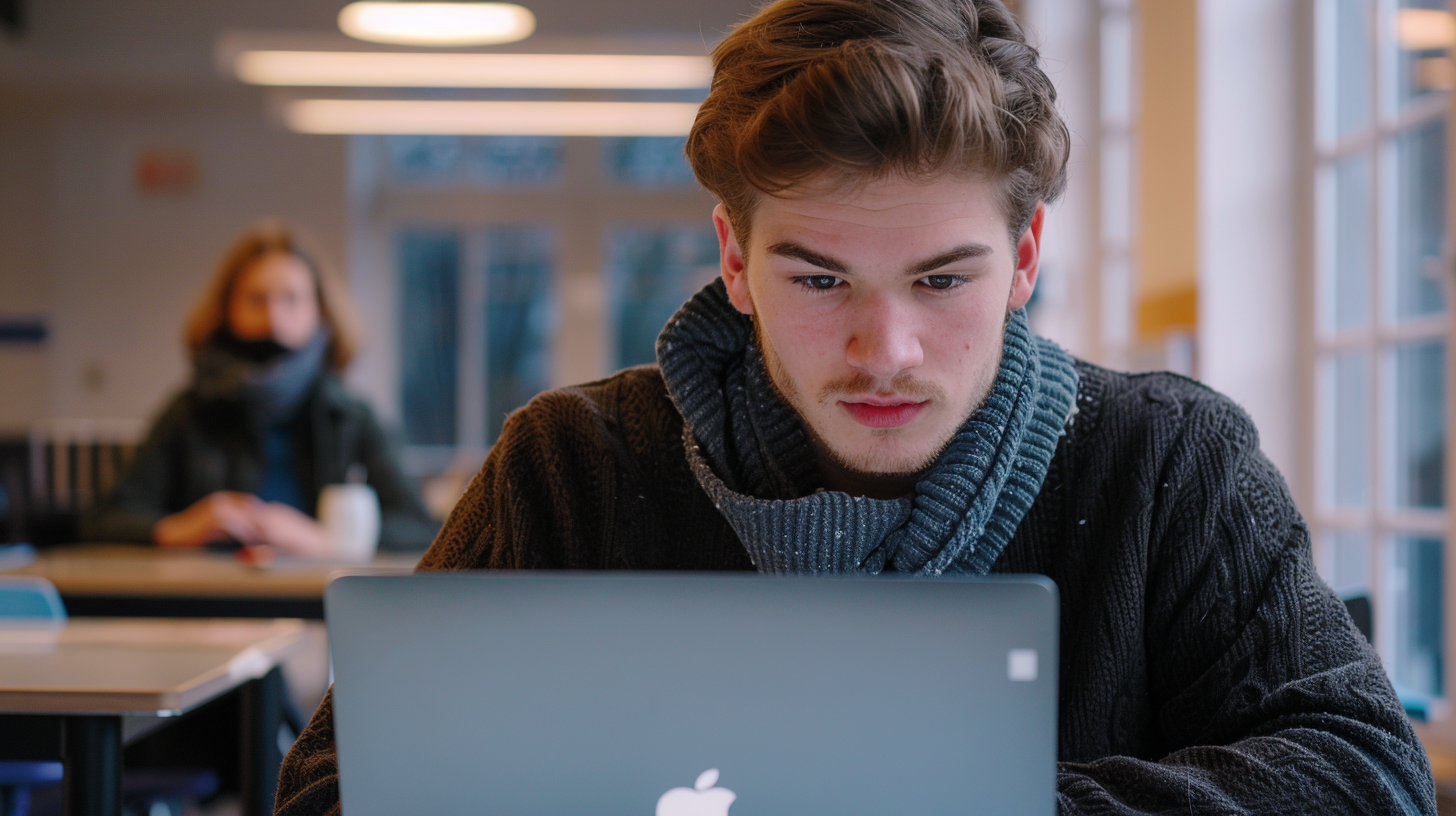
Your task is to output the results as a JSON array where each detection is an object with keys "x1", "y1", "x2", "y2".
[{"x1": 133, "y1": 148, "x2": 198, "y2": 193}]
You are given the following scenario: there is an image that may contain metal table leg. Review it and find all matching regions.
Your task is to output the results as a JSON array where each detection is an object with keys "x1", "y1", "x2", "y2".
[
  {"x1": 63, "y1": 716, "x2": 121, "y2": 816},
  {"x1": 239, "y1": 667, "x2": 285, "y2": 816}
]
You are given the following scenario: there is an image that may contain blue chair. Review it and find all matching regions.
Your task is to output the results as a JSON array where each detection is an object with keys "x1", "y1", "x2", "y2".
[
  {"x1": 0, "y1": 763, "x2": 62, "y2": 816},
  {"x1": 25, "y1": 768, "x2": 219, "y2": 816},
  {"x1": 0, "y1": 576, "x2": 65, "y2": 625}
]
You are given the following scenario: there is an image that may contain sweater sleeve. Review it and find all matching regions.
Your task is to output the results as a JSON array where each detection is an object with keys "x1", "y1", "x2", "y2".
[
  {"x1": 274, "y1": 688, "x2": 342, "y2": 816},
  {"x1": 1056, "y1": 394, "x2": 1436, "y2": 814},
  {"x1": 414, "y1": 386, "x2": 623, "y2": 571}
]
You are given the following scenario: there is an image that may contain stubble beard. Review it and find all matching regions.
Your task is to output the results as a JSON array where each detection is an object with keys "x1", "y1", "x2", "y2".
[{"x1": 754, "y1": 317, "x2": 1003, "y2": 482}]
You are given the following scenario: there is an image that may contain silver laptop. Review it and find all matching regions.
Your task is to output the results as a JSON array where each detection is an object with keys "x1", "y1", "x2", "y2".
[{"x1": 326, "y1": 572, "x2": 1058, "y2": 815}]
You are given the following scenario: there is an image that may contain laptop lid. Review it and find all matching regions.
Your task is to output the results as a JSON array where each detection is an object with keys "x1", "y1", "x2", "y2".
[{"x1": 327, "y1": 572, "x2": 1058, "y2": 816}]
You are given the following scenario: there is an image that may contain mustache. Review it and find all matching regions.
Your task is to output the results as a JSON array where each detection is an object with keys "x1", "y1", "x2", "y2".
[{"x1": 817, "y1": 371, "x2": 946, "y2": 404}]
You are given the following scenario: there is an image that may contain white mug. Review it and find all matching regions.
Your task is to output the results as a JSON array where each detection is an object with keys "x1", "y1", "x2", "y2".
[{"x1": 317, "y1": 483, "x2": 381, "y2": 563}]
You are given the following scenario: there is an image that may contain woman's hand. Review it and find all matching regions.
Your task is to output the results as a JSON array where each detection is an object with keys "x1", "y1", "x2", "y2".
[
  {"x1": 155, "y1": 492, "x2": 335, "y2": 559},
  {"x1": 154, "y1": 491, "x2": 265, "y2": 548},
  {"x1": 247, "y1": 502, "x2": 334, "y2": 560}
]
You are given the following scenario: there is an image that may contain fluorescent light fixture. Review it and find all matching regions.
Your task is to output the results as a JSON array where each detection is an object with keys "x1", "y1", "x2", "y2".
[
  {"x1": 235, "y1": 51, "x2": 713, "y2": 89},
  {"x1": 338, "y1": 2, "x2": 535, "y2": 47},
  {"x1": 284, "y1": 99, "x2": 700, "y2": 136},
  {"x1": 1396, "y1": 8, "x2": 1455, "y2": 51}
]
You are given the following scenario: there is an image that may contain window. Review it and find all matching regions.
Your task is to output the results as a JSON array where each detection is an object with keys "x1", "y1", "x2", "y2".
[
  {"x1": 1313, "y1": 0, "x2": 1450, "y2": 716},
  {"x1": 482, "y1": 226, "x2": 554, "y2": 444},
  {"x1": 387, "y1": 135, "x2": 566, "y2": 186},
  {"x1": 604, "y1": 136, "x2": 699, "y2": 187},
  {"x1": 606, "y1": 225, "x2": 718, "y2": 369},
  {"x1": 398, "y1": 230, "x2": 460, "y2": 447},
  {"x1": 396, "y1": 225, "x2": 556, "y2": 448},
  {"x1": 355, "y1": 132, "x2": 719, "y2": 479}
]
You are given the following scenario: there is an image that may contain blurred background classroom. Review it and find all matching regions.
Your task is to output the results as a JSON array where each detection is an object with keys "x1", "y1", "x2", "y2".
[{"x1": 1, "y1": 0, "x2": 1456, "y2": 812}]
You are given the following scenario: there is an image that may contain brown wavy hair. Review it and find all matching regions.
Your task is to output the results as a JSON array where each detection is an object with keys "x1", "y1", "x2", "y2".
[
  {"x1": 687, "y1": 0, "x2": 1070, "y2": 247},
  {"x1": 183, "y1": 220, "x2": 362, "y2": 370}
]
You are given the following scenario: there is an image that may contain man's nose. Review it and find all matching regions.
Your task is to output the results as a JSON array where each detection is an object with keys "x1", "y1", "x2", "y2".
[{"x1": 844, "y1": 294, "x2": 924, "y2": 380}]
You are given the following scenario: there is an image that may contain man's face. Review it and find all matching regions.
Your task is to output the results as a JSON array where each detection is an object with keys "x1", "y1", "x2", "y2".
[{"x1": 715, "y1": 173, "x2": 1043, "y2": 480}]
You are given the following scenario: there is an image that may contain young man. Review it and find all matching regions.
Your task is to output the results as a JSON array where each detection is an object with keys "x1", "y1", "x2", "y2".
[{"x1": 278, "y1": 0, "x2": 1435, "y2": 813}]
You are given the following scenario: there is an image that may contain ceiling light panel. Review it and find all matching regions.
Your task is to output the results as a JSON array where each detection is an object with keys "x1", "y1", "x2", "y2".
[
  {"x1": 235, "y1": 51, "x2": 713, "y2": 89},
  {"x1": 338, "y1": 2, "x2": 536, "y2": 47},
  {"x1": 1396, "y1": 9, "x2": 1456, "y2": 51},
  {"x1": 284, "y1": 99, "x2": 701, "y2": 136}
]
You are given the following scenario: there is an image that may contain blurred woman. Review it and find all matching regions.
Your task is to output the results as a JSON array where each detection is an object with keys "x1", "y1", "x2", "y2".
[{"x1": 84, "y1": 221, "x2": 438, "y2": 556}]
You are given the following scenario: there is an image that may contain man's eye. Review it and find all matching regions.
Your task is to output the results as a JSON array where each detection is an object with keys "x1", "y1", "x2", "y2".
[
  {"x1": 795, "y1": 275, "x2": 841, "y2": 291},
  {"x1": 921, "y1": 275, "x2": 964, "y2": 290}
]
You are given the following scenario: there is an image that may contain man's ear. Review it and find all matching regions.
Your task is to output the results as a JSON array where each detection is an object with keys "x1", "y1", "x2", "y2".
[
  {"x1": 1007, "y1": 201, "x2": 1046, "y2": 312},
  {"x1": 714, "y1": 204, "x2": 754, "y2": 316}
]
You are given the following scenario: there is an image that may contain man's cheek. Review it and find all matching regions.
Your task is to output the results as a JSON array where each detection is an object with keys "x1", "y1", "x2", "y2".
[{"x1": 780, "y1": 325, "x2": 837, "y2": 375}]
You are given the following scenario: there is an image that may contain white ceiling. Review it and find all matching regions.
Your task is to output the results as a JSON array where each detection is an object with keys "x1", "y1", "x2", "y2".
[{"x1": 0, "y1": 0, "x2": 759, "y2": 91}]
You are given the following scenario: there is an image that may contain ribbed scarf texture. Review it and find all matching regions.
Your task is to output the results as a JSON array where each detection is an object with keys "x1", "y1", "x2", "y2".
[
  {"x1": 657, "y1": 280, "x2": 1079, "y2": 575},
  {"x1": 192, "y1": 329, "x2": 329, "y2": 424}
]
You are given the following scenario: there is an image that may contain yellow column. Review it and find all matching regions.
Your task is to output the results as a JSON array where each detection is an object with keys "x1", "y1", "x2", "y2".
[{"x1": 1136, "y1": 0, "x2": 1199, "y2": 339}]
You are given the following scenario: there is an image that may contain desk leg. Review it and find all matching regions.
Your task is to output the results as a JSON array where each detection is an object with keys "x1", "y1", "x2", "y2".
[
  {"x1": 63, "y1": 716, "x2": 121, "y2": 816},
  {"x1": 240, "y1": 667, "x2": 285, "y2": 816}
]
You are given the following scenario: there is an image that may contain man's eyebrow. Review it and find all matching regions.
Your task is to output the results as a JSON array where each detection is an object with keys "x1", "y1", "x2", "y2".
[
  {"x1": 767, "y1": 242, "x2": 849, "y2": 274},
  {"x1": 767, "y1": 241, "x2": 995, "y2": 275},
  {"x1": 908, "y1": 244, "x2": 995, "y2": 275}
]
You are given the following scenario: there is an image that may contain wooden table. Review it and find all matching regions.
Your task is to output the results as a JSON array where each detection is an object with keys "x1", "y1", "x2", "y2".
[
  {"x1": 0, "y1": 618, "x2": 303, "y2": 816},
  {"x1": 13, "y1": 544, "x2": 419, "y2": 618}
]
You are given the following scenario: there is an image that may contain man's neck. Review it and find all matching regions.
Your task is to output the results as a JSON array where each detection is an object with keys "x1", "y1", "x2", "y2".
[{"x1": 810, "y1": 438, "x2": 922, "y2": 500}]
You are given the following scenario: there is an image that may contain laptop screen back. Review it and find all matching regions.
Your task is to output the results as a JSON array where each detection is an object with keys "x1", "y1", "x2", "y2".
[{"x1": 327, "y1": 572, "x2": 1058, "y2": 816}]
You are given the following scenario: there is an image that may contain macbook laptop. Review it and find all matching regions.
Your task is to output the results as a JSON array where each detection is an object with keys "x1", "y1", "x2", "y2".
[{"x1": 326, "y1": 572, "x2": 1058, "y2": 815}]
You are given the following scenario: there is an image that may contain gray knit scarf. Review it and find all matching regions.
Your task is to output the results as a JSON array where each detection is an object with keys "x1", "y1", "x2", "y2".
[
  {"x1": 192, "y1": 329, "x2": 329, "y2": 424},
  {"x1": 657, "y1": 280, "x2": 1079, "y2": 575}
]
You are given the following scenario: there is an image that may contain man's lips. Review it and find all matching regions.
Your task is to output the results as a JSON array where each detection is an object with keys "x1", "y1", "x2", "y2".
[{"x1": 840, "y1": 399, "x2": 929, "y2": 429}]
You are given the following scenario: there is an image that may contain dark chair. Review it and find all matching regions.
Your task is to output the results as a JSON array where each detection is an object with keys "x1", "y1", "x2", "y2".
[
  {"x1": 1343, "y1": 595, "x2": 1373, "y2": 644},
  {"x1": 13, "y1": 421, "x2": 142, "y2": 546}
]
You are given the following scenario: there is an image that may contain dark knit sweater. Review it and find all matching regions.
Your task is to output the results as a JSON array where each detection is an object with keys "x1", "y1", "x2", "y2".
[{"x1": 276, "y1": 362, "x2": 1435, "y2": 816}]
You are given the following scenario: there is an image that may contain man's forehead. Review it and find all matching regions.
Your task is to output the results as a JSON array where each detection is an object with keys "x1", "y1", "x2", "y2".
[{"x1": 754, "y1": 172, "x2": 1007, "y2": 235}]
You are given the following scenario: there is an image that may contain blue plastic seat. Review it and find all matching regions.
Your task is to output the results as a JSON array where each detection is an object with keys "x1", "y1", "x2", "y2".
[
  {"x1": 0, "y1": 575, "x2": 66, "y2": 627},
  {"x1": 0, "y1": 762, "x2": 62, "y2": 816}
]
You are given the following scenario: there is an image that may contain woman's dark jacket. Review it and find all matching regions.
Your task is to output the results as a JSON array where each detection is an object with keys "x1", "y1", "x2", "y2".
[{"x1": 82, "y1": 376, "x2": 438, "y2": 551}]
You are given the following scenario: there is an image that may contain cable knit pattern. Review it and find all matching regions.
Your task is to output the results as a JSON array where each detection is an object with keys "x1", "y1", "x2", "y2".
[{"x1": 656, "y1": 279, "x2": 1078, "y2": 575}]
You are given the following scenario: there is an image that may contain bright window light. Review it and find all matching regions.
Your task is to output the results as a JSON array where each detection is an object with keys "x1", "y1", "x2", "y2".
[
  {"x1": 338, "y1": 2, "x2": 535, "y2": 47},
  {"x1": 234, "y1": 51, "x2": 713, "y2": 89},
  {"x1": 1396, "y1": 9, "x2": 1455, "y2": 51},
  {"x1": 284, "y1": 99, "x2": 701, "y2": 136}
]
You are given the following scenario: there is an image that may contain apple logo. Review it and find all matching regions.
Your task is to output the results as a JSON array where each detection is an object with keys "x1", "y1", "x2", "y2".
[{"x1": 655, "y1": 768, "x2": 736, "y2": 816}]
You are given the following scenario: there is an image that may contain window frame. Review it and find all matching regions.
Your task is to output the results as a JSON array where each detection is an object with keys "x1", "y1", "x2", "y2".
[{"x1": 1311, "y1": 0, "x2": 1453, "y2": 719}]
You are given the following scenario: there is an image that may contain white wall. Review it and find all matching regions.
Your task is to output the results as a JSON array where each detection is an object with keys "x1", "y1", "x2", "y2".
[
  {"x1": 30, "y1": 97, "x2": 348, "y2": 427},
  {"x1": 0, "y1": 109, "x2": 53, "y2": 432},
  {"x1": 1197, "y1": 0, "x2": 1308, "y2": 507},
  {"x1": 1021, "y1": 0, "x2": 1101, "y2": 363}
]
